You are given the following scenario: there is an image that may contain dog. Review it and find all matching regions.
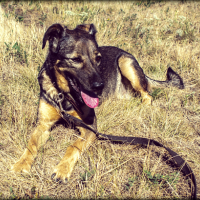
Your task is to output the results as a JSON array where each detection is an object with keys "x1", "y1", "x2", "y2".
[{"x1": 12, "y1": 23, "x2": 184, "y2": 184}]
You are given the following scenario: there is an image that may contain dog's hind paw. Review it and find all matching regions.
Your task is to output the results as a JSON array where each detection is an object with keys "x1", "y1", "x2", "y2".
[{"x1": 142, "y1": 95, "x2": 152, "y2": 105}]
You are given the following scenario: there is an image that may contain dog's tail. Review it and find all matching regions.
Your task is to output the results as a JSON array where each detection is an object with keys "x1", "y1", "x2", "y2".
[{"x1": 146, "y1": 67, "x2": 184, "y2": 90}]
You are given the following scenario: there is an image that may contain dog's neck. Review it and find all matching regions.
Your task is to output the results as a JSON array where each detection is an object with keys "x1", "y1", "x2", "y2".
[{"x1": 45, "y1": 53, "x2": 58, "y2": 69}]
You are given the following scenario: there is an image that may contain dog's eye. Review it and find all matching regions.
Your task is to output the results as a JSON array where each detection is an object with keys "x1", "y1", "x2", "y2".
[
  {"x1": 71, "y1": 57, "x2": 82, "y2": 63},
  {"x1": 96, "y1": 56, "x2": 101, "y2": 62}
]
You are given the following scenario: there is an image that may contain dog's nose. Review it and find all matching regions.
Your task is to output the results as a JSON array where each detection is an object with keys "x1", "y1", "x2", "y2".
[{"x1": 92, "y1": 82, "x2": 104, "y2": 90}]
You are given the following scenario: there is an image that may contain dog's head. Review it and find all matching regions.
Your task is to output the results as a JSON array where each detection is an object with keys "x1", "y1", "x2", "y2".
[{"x1": 42, "y1": 23, "x2": 104, "y2": 108}]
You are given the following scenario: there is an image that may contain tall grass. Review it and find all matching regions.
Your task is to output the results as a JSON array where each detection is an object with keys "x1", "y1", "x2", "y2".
[{"x1": 0, "y1": 1, "x2": 200, "y2": 198}]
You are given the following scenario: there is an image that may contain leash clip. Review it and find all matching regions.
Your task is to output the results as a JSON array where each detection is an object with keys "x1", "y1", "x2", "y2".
[{"x1": 57, "y1": 93, "x2": 64, "y2": 112}]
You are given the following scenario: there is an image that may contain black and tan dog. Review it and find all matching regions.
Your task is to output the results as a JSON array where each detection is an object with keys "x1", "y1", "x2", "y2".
[{"x1": 12, "y1": 23, "x2": 184, "y2": 183}]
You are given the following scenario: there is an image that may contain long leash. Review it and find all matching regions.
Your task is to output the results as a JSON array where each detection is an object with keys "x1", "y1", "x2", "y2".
[{"x1": 57, "y1": 93, "x2": 197, "y2": 199}]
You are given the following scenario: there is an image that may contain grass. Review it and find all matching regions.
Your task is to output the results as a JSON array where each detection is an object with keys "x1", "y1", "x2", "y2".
[{"x1": 0, "y1": 0, "x2": 200, "y2": 199}]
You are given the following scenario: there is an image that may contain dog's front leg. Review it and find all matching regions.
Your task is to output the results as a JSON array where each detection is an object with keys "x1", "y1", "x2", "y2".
[
  {"x1": 51, "y1": 111, "x2": 96, "y2": 184},
  {"x1": 12, "y1": 99, "x2": 61, "y2": 173}
]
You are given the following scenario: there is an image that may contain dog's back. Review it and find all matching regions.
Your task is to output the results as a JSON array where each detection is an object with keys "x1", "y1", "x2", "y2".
[{"x1": 97, "y1": 46, "x2": 135, "y2": 100}]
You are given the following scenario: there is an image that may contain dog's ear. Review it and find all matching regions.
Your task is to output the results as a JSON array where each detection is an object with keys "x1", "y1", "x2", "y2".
[
  {"x1": 76, "y1": 24, "x2": 97, "y2": 36},
  {"x1": 42, "y1": 23, "x2": 64, "y2": 53}
]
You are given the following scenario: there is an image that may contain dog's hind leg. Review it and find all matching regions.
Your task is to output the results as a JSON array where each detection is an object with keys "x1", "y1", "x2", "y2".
[
  {"x1": 51, "y1": 110, "x2": 96, "y2": 184},
  {"x1": 11, "y1": 99, "x2": 61, "y2": 173},
  {"x1": 118, "y1": 54, "x2": 152, "y2": 105}
]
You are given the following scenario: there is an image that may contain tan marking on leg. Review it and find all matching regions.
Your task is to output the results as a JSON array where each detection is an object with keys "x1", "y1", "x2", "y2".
[
  {"x1": 52, "y1": 110, "x2": 96, "y2": 182},
  {"x1": 41, "y1": 70, "x2": 58, "y2": 100},
  {"x1": 12, "y1": 99, "x2": 61, "y2": 173},
  {"x1": 118, "y1": 55, "x2": 152, "y2": 105}
]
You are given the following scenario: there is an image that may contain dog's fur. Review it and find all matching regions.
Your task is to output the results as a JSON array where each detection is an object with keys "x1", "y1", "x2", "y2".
[{"x1": 12, "y1": 23, "x2": 184, "y2": 183}]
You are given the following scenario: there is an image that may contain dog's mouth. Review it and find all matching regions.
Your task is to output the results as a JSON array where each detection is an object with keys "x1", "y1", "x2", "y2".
[{"x1": 68, "y1": 77, "x2": 99, "y2": 108}]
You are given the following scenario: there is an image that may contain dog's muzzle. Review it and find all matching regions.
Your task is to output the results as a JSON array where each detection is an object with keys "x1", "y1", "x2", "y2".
[{"x1": 91, "y1": 81, "x2": 104, "y2": 91}]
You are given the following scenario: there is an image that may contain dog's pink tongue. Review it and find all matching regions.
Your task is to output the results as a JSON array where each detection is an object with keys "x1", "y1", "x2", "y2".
[{"x1": 81, "y1": 91, "x2": 99, "y2": 108}]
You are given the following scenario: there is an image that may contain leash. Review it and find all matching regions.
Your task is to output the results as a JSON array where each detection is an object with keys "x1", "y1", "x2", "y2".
[{"x1": 56, "y1": 93, "x2": 197, "y2": 199}]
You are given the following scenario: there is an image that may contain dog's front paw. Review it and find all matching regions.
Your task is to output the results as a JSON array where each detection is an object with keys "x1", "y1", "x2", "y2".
[
  {"x1": 11, "y1": 149, "x2": 34, "y2": 173},
  {"x1": 51, "y1": 146, "x2": 80, "y2": 184},
  {"x1": 51, "y1": 165, "x2": 69, "y2": 184},
  {"x1": 11, "y1": 159, "x2": 31, "y2": 173},
  {"x1": 51, "y1": 161, "x2": 74, "y2": 184}
]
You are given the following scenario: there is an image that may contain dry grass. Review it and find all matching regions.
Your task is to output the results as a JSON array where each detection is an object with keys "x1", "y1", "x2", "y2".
[{"x1": 0, "y1": 1, "x2": 200, "y2": 199}]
